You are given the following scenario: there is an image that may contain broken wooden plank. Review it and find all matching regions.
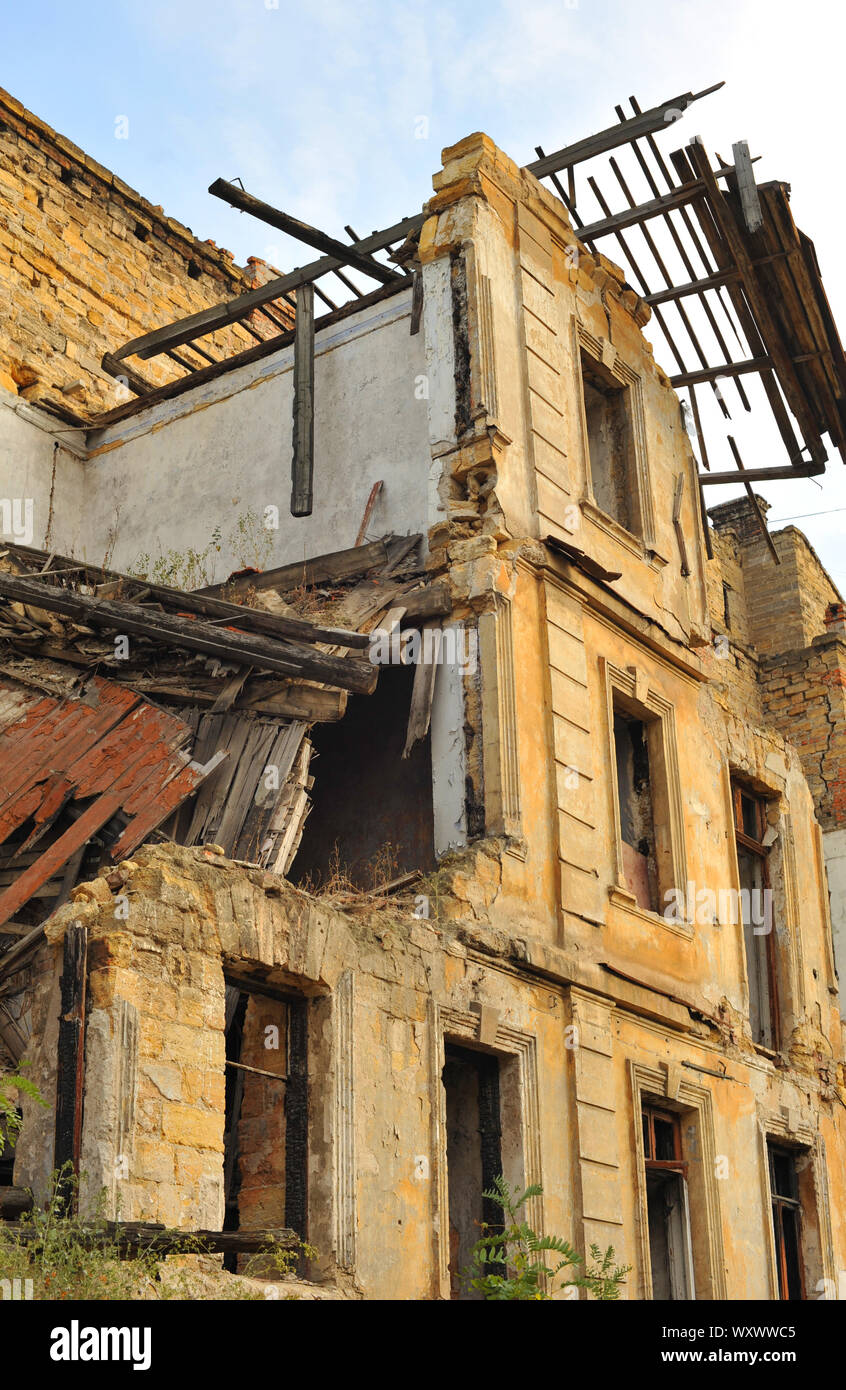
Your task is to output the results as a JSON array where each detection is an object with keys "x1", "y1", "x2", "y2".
[
  {"x1": 291, "y1": 282, "x2": 315, "y2": 518},
  {"x1": 403, "y1": 625, "x2": 439, "y2": 757},
  {"x1": 5, "y1": 544, "x2": 371, "y2": 649},
  {"x1": 731, "y1": 140, "x2": 763, "y2": 234},
  {"x1": 201, "y1": 536, "x2": 411, "y2": 597},
  {"x1": 354, "y1": 481, "x2": 384, "y2": 546},
  {"x1": 0, "y1": 1221, "x2": 298, "y2": 1255},
  {"x1": 0, "y1": 572, "x2": 378, "y2": 694}
]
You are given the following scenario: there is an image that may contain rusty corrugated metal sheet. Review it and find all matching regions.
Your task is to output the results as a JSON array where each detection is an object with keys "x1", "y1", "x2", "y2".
[{"x1": 0, "y1": 674, "x2": 222, "y2": 926}]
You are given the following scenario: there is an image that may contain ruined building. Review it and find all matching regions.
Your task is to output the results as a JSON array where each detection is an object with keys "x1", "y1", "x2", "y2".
[{"x1": 2, "y1": 81, "x2": 846, "y2": 1300}]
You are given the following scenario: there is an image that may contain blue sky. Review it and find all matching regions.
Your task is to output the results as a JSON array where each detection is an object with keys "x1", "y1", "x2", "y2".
[{"x1": 3, "y1": 0, "x2": 845, "y2": 586}]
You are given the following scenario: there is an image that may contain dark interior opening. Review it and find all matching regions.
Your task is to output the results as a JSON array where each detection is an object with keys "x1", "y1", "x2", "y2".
[
  {"x1": 582, "y1": 352, "x2": 636, "y2": 533},
  {"x1": 292, "y1": 662, "x2": 435, "y2": 890},
  {"x1": 614, "y1": 707, "x2": 658, "y2": 911},
  {"x1": 442, "y1": 1042, "x2": 503, "y2": 1300}
]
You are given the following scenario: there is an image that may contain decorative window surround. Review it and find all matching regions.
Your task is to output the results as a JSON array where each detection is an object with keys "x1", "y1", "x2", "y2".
[
  {"x1": 602, "y1": 657, "x2": 689, "y2": 936},
  {"x1": 629, "y1": 1060, "x2": 727, "y2": 1299},
  {"x1": 573, "y1": 318, "x2": 656, "y2": 552},
  {"x1": 429, "y1": 1001, "x2": 542, "y2": 1295},
  {"x1": 757, "y1": 1109, "x2": 835, "y2": 1300}
]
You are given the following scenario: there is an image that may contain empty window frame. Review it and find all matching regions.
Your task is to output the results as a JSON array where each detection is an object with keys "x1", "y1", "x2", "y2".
[
  {"x1": 580, "y1": 350, "x2": 638, "y2": 535},
  {"x1": 768, "y1": 1144, "x2": 805, "y2": 1300},
  {"x1": 732, "y1": 782, "x2": 778, "y2": 1050},
  {"x1": 642, "y1": 1105, "x2": 695, "y2": 1300},
  {"x1": 222, "y1": 980, "x2": 307, "y2": 1273},
  {"x1": 614, "y1": 704, "x2": 667, "y2": 912}
]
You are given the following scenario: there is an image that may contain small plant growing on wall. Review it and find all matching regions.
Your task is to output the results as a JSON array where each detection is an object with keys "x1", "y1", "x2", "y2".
[
  {"x1": 465, "y1": 1177, "x2": 630, "y2": 1301},
  {"x1": 133, "y1": 526, "x2": 223, "y2": 591},
  {"x1": 0, "y1": 1062, "x2": 46, "y2": 1158}
]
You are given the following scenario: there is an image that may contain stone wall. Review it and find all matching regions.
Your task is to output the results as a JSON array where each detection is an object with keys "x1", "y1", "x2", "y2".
[{"x1": 0, "y1": 85, "x2": 293, "y2": 421}]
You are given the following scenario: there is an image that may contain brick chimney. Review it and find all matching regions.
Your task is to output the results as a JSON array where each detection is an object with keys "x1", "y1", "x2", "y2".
[{"x1": 708, "y1": 494, "x2": 772, "y2": 545}]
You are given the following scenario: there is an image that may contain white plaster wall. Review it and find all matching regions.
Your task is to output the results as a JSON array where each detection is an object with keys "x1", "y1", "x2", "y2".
[
  {"x1": 430, "y1": 623, "x2": 469, "y2": 855},
  {"x1": 83, "y1": 289, "x2": 433, "y2": 580},
  {"x1": 824, "y1": 826, "x2": 846, "y2": 994},
  {"x1": 0, "y1": 391, "x2": 86, "y2": 555}
]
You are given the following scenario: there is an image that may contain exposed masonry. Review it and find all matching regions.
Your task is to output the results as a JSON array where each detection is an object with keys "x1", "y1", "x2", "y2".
[
  {"x1": 2, "y1": 109, "x2": 846, "y2": 1303},
  {"x1": 0, "y1": 85, "x2": 293, "y2": 420}
]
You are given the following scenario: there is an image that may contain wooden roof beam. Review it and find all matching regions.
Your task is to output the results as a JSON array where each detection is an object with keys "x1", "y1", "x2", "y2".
[
  {"x1": 209, "y1": 178, "x2": 401, "y2": 285},
  {"x1": 111, "y1": 212, "x2": 426, "y2": 364},
  {"x1": 526, "y1": 82, "x2": 723, "y2": 179}
]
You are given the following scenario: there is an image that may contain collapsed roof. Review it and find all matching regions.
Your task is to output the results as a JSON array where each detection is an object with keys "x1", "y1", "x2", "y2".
[{"x1": 0, "y1": 534, "x2": 448, "y2": 1024}]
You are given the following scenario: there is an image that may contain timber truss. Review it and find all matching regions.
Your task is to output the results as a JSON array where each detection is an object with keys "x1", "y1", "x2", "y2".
[{"x1": 98, "y1": 81, "x2": 846, "y2": 553}]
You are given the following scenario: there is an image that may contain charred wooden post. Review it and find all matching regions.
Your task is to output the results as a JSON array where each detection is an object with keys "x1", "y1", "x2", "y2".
[
  {"x1": 284, "y1": 997, "x2": 309, "y2": 1244},
  {"x1": 291, "y1": 282, "x2": 315, "y2": 518},
  {"x1": 53, "y1": 922, "x2": 88, "y2": 1201}
]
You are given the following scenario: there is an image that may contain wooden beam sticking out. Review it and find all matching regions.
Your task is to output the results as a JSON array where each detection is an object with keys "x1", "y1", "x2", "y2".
[
  {"x1": 670, "y1": 356, "x2": 771, "y2": 388},
  {"x1": 112, "y1": 212, "x2": 426, "y2": 364},
  {"x1": 4, "y1": 548, "x2": 371, "y2": 649},
  {"x1": 209, "y1": 179, "x2": 400, "y2": 285},
  {"x1": 291, "y1": 282, "x2": 315, "y2": 518},
  {"x1": 577, "y1": 183, "x2": 706, "y2": 243},
  {"x1": 684, "y1": 138, "x2": 827, "y2": 464},
  {"x1": 699, "y1": 461, "x2": 824, "y2": 484},
  {"x1": 0, "y1": 1221, "x2": 299, "y2": 1256},
  {"x1": 0, "y1": 571, "x2": 379, "y2": 693},
  {"x1": 403, "y1": 624, "x2": 439, "y2": 757},
  {"x1": 526, "y1": 83, "x2": 723, "y2": 179},
  {"x1": 53, "y1": 922, "x2": 88, "y2": 1184},
  {"x1": 202, "y1": 535, "x2": 416, "y2": 596},
  {"x1": 93, "y1": 278, "x2": 407, "y2": 433},
  {"x1": 726, "y1": 435, "x2": 781, "y2": 566},
  {"x1": 731, "y1": 141, "x2": 763, "y2": 233}
]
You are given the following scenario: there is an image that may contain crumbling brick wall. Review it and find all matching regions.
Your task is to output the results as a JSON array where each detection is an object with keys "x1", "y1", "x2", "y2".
[
  {"x1": 760, "y1": 632, "x2": 846, "y2": 829},
  {"x1": 0, "y1": 86, "x2": 293, "y2": 420}
]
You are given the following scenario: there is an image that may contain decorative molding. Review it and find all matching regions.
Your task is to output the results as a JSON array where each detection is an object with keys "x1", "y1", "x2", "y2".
[
  {"x1": 630, "y1": 1060, "x2": 727, "y2": 1299},
  {"x1": 333, "y1": 970, "x2": 356, "y2": 1270},
  {"x1": 431, "y1": 1002, "x2": 543, "y2": 1294}
]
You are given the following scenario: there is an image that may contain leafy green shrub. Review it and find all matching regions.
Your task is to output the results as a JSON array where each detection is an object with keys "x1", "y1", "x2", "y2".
[
  {"x1": 0, "y1": 1062, "x2": 46, "y2": 1158},
  {"x1": 465, "y1": 1176, "x2": 629, "y2": 1301}
]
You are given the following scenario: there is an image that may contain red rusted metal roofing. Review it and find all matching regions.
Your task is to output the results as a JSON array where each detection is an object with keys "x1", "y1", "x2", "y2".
[{"x1": 0, "y1": 674, "x2": 222, "y2": 927}]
